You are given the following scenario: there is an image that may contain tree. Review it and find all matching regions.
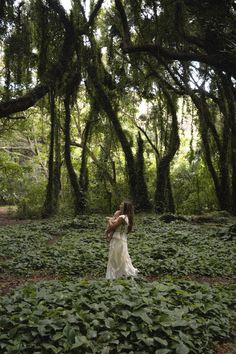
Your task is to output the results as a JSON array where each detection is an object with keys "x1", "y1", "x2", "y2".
[
  {"x1": 42, "y1": 90, "x2": 61, "y2": 217},
  {"x1": 0, "y1": 0, "x2": 235, "y2": 216},
  {"x1": 135, "y1": 132, "x2": 151, "y2": 210},
  {"x1": 114, "y1": 0, "x2": 236, "y2": 77}
]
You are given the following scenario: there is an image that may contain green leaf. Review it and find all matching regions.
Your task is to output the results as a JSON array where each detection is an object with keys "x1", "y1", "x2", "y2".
[
  {"x1": 176, "y1": 342, "x2": 190, "y2": 354},
  {"x1": 52, "y1": 332, "x2": 64, "y2": 341},
  {"x1": 63, "y1": 324, "x2": 75, "y2": 343},
  {"x1": 154, "y1": 337, "x2": 168, "y2": 346},
  {"x1": 71, "y1": 335, "x2": 89, "y2": 349},
  {"x1": 121, "y1": 331, "x2": 130, "y2": 338},
  {"x1": 42, "y1": 343, "x2": 60, "y2": 353},
  {"x1": 171, "y1": 320, "x2": 188, "y2": 327},
  {"x1": 87, "y1": 329, "x2": 97, "y2": 339},
  {"x1": 155, "y1": 349, "x2": 170, "y2": 354},
  {"x1": 132, "y1": 310, "x2": 152, "y2": 324},
  {"x1": 101, "y1": 347, "x2": 110, "y2": 354},
  {"x1": 142, "y1": 337, "x2": 154, "y2": 346}
]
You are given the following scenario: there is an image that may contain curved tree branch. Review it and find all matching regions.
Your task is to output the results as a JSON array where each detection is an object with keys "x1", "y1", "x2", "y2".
[
  {"x1": 86, "y1": 0, "x2": 104, "y2": 29},
  {"x1": 115, "y1": 0, "x2": 131, "y2": 44},
  {"x1": 78, "y1": 0, "x2": 104, "y2": 34},
  {"x1": 115, "y1": 0, "x2": 236, "y2": 76},
  {"x1": 136, "y1": 124, "x2": 160, "y2": 158},
  {"x1": 122, "y1": 43, "x2": 236, "y2": 75},
  {"x1": 0, "y1": 0, "x2": 75, "y2": 118}
]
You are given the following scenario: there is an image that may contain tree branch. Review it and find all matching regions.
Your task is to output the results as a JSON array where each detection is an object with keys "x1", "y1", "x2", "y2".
[
  {"x1": 136, "y1": 124, "x2": 160, "y2": 158},
  {"x1": 115, "y1": 0, "x2": 131, "y2": 44},
  {"x1": 0, "y1": 0, "x2": 75, "y2": 118},
  {"x1": 86, "y1": 0, "x2": 104, "y2": 29},
  {"x1": 71, "y1": 140, "x2": 115, "y2": 185},
  {"x1": 78, "y1": 0, "x2": 104, "y2": 34},
  {"x1": 4, "y1": 115, "x2": 26, "y2": 120},
  {"x1": 115, "y1": 1, "x2": 236, "y2": 76}
]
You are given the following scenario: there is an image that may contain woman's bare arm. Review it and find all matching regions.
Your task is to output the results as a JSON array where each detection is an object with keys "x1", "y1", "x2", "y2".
[{"x1": 106, "y1": 216, "x2": 124, "y2": 233}]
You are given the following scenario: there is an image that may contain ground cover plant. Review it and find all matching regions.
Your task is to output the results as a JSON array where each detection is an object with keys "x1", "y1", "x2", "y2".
[
  {"x1": 0, "y1": 278, "x2": 235, "y2": 354},
  {"x1": 0, "y1": 214, "x2": 235, "y2": 353},
  {"x1": 0, "y1": 215, "x2": 235, "y2": 278}
]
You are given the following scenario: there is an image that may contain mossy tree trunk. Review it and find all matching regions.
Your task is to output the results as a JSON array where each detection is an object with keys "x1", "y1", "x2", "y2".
[
  {"x1": 86, "y1": 39, "x2": 150, "y2": 209},
  {"x1": 53, "y1": 97, "x2": 61, "y2": 210},
  {"x1": 78, "y1": 104, "x2": 97, "y2": 204},
  {"x1": 155, "y1": 90, "x2": 179, "y2": 213},
  {"x1": 135, "y1": 132, "x2": 151, "y2": 210},
  {"x1": 220, "y1": 74, "x2": 236, "y2": 214},
  {"x1": 87, "y1": 64, "x2": 137, "y2": 204},
  {"x1": 42, "y1": 89, "x2": 60, "y2": 217},
  {"x1": 64, "y1": 94, "x2": 85, "y2": 214},
  {"x1": 192, "y1": 93, "x2": 231, "y2": 211}
]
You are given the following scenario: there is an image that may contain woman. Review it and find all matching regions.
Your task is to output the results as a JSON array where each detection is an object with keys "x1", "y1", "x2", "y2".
[{"x1": 105, "y1": 201, "x2": 138, "y2": 279}]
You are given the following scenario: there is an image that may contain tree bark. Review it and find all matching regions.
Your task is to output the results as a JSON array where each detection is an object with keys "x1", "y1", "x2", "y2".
[
  {"x1": 53, "y1": 97, "x2": 61, "y2": 210},
  {"x1": 135, "y1": 132, "x2": 151, "y2": 210},
  {"x1": 231, "y1": 119, "x2": 236, "y2": 214},
  {"x1": 114, "y1": 0, "x2": 236, "y2": 77},
  {"x1": 155, "y1": 90, "x2": 179, "y2": 213},
  {"x1": 0, "y1": 0, "x2": 75, "y2": 118},
  {"x1": 64, "y1": 95, "x2": 85, "y2": 214},
  {"x1": 192, "y1": 94, "x2": 231, "y2": 211},
  {"x1": 155, "y1": 158, "x2": 170, "y2": 213},
  {"x1": 79, "y1": 106, "x2": 96, "y2": 198},
  {"x1": 222, "y1": 75, "x2": 236, "y2": 214},
  {"x1": 166, "y1": 168, "x2": 175, "y2": 213},
  {"x1": 87, "y1": 65, "x2": 137, "y2": 204},
  {"x1": 42, "y1": 90, "x2": 56, "y2": 217}
]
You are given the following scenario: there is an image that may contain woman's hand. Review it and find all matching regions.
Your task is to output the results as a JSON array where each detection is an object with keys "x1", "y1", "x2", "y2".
[{"x1": 106, "y1": 215, "x2": 124, "y2": 233}]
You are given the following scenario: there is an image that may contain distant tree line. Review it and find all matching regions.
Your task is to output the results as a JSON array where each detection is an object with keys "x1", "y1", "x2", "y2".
[{"x1": 0, "y1": 0, "x2": 235, "y2": 215}]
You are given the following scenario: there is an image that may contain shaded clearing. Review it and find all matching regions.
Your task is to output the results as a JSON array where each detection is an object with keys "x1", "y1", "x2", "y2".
[
  {"x1": 0, "y1": 207, "x2": 31, "y2": 226},
  {"x1": 0, "y1": 272, "x2": 62, "y2": 296}
]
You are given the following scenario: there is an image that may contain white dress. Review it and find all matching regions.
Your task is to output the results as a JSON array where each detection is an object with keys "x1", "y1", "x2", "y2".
[{"x1": 106, "y1": 214, "x2": 138, "y2": 279}]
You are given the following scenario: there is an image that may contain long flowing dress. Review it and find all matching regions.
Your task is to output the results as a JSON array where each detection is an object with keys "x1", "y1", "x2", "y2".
[{"x1": 106, "y1": 214, "x2": 138, "y2": 279}]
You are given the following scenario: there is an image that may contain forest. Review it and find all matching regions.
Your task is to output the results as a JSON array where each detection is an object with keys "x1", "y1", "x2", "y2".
[{"x1": 0, "y1": 0, "x2": 235, "y2": 353}]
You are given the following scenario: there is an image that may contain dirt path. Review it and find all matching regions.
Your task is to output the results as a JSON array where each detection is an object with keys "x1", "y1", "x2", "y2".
[
  {"x1": 1, "y1": 273, "x2": 234, "y2": 297},
  {"x1": 0, "y1": 206, "x2": 31, "y2": 225},
  {"x1": 146, "y1": 274, "x2": 236, "y2": 285},
  {"x1": 0, "y1": 273, "x2": 62, "y2": 296}
]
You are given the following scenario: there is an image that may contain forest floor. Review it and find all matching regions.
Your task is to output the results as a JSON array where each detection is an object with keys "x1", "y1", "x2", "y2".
[
  {"x1": 0, "y1": 207, "x2": 53, "y2": 295},
  {"x1": 0, "y1": 210, "x2": 235, "y2": 354},
  {"x1": 0, "y1": 206, "x2": 31, "y2": 225}
]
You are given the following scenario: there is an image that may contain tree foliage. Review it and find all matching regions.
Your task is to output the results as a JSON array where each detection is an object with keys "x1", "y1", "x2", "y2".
[{"x1": 0, "y1": 0, "x2": 235, "y2": 215}]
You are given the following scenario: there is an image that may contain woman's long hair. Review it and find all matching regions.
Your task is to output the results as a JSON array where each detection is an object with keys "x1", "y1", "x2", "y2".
[{"x1": 122, "y1": 201, "x2": 134, "y2": 233}]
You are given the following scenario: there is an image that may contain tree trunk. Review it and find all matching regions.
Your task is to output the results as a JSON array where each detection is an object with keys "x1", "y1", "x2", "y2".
[
  {"x1": 42, "y1": 91, "x2": 56, "y2": 217},
  {"x1": 0, "y1": 1, "x2": 75, "y2": 118},
  {"x1": 112, "y1": 160, "x2": 116, "y2": 184},
  {"x1": 135, "y1": 132, "x2": 151, "y2": 210},
  {"x1": 224, "y1": 76, "x2": 236, "y2": 214},
  {"x1": 155, "y1": 158, "x2": 169, "y2": 213},
  {"x1": 154, "y1": 90, "x2": 179, "y2": 213},
  {"x1": 64, "y1": 95, "x2": 85, "y2": 214},
  {"x1": 53, "y1": 97, "x2": 61, "y2": 210},
  {"x1": 79, "y1": 106, "x2": 96, "y2": 196},
  {"x1": 155, "y1": 158, "x2": 175, "y2": 213},
  {"x1": 192, "y1": 94, "x2": 231, "y2": 211},
  {"x1": 231, "y1": 120, "x2": 236, "y2": 214},
  {"x1": 88, "y1": 67, "x2": 137, "y2": 203},
  {"x1": 166, "y1": 168, "x2": 175, "y2": 213},
  {"x1": 219, "y1": 73, "x2": 236, "y2": 214}
]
